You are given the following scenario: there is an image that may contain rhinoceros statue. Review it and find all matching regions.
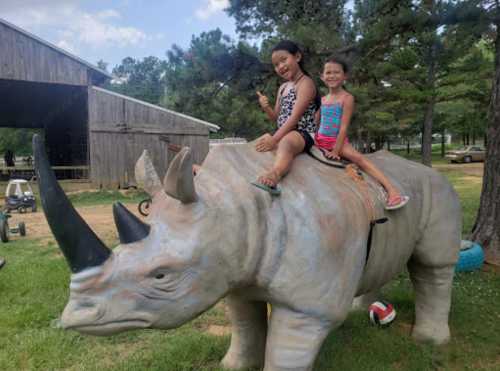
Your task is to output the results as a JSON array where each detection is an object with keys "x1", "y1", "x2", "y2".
[{"x1": 33, "y1": 134, "x2": 461, "y2": 371}]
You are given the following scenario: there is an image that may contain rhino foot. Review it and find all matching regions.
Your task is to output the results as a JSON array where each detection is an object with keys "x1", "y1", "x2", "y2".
[
  {"x1": 412, "y1": 321, "x2": 450, "y2": 345},
  {"x1": 221, "y1": 353, "x2": 263, "y2": 370}
]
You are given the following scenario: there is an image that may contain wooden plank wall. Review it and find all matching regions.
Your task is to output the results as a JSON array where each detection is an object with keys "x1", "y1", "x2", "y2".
[
  {"x1": 88, "y1": 88, "x2": 210, "y2": 188},
  {"x1": 0, "y1": 22, "x2": 89, "y2": 85}
]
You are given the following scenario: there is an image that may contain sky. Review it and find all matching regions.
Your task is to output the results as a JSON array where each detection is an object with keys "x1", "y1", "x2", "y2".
[{"x1": 0, "y1": 0, "x2": 237, "y2": 71}]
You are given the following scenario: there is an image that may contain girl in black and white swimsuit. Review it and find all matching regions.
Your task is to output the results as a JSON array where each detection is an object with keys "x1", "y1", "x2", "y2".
[{"x1": 254, "y1": 40, "x2": 319, "y2": 195}]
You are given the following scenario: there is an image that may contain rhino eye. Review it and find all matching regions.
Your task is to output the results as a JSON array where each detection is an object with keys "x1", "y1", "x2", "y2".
[{"x1": 155, "y1": 273, "x2": 165, "y2": 280}]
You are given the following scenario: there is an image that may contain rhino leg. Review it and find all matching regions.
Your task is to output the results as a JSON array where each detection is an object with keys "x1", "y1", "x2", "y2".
[
  {"x1": 264, "y1": 306, "x2": 332, "y2": 371},
  {"x1": 221, "y1": 295, "x2": 267, "y2": 370},
  {"x1": 407, "y1": 193, "x2": 460, "y2": 345},
  {"x1": 407, "y1": 247, "x2": 457, "y2": 345}
]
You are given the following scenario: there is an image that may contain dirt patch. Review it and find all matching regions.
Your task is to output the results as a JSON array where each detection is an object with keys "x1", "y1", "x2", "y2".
[
  {"x1": 206, "y1": 325, "x2": 232, "y2": 337},
  {"x1": 6, "y1": 203, "x2": 141, "y2": 245}
]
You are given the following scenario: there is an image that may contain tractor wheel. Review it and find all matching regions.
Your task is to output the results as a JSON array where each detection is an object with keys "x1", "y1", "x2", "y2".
[
  {"x1": 456, "y1": 241, "x2": 484, "y2": 272},
  {"x1": 18, "y1": 222, "x2": 26, "y2": 237},
  {"x1": 18, "y1": 206, "x2": 27, "y2": 214},
  {"x1": 0, "y1": 219, "x2": 9, "y2": 243}
]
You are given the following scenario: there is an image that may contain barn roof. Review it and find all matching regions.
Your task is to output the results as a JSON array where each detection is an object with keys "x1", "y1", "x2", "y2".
[
  {"x1": 0, "y1": 17, "x2": 112, "y2": 81},
  {"x1": 92, "y1": 86, "x2": 220, "y2": 132}
]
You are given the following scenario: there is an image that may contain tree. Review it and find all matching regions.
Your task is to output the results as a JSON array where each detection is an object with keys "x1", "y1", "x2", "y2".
[
  {"x1": 435, "y1": 40, "x2": 491, "y2": 150},
  {"x1": 96, "y1": 59, "x2": 109, "y2": 73},
  {"x1": 227, "y1": 0, "x2": 354, "y2": 76},
  {"x1": 0, "y1": 128, "x2": 40, "y2": 157},
  {"x1": 162, "y1": 30, "x2": 271, "y2": 138},
  {"x1": 110, "y1": 56, "x2": 167, "y2": 104},
  {"x1": 354, "y1": 0, "x2": 482, "y2": 165},
  {"x1": 463, "y1": 0, "x2": 500, "y2": 265}
]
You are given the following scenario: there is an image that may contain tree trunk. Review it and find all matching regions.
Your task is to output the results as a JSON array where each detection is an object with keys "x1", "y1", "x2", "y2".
[
  {"x1": 471, "y1": 17, "x2": 500, "y2": 266},
  {"x1": 422, "y1": 96, "x2": 435, "y2": 166},
  {"x1": 407, "y1": 139, "x2": 410, "y2": 155},
  {"x1": 422, "y1": 55, "x2": 437, "y2": 166},
  {"x1": 440, "y1": 129, "x2": 445, "y2": 157},
  {"x1": 421, "y1": 2, "x2": 439, "y2": 167}
]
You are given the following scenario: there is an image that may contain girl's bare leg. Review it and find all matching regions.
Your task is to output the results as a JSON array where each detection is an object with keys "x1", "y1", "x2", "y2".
[
  {"x1": 340, "y1": 143, "x2": 402, "y2": 201},
  {"x1": 258, "y1": 131, "x2": 305, "y2": 187}
]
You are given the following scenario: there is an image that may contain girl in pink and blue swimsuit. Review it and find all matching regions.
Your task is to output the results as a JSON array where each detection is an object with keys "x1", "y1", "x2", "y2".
[{"x1": 315, "y1": 57, "x2": 409, "y2": 210}]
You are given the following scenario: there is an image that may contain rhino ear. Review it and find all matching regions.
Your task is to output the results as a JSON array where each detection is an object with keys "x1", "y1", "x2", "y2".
[
  {"x1": 135, "y1": 150, "x2": 162, "y2": 197},
  {"x1": 163, "y1": 147, "x2": 198, "y2": 203}
]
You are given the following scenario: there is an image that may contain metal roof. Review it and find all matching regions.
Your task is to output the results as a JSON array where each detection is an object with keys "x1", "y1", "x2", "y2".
[{"x1": 92, "y1": 86, "x2": 220, "y2": 131}]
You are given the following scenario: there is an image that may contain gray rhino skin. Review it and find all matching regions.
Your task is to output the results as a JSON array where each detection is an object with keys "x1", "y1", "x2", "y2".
[{"x1": 35, "y1": 138, "x2": 461, "y2": 371}]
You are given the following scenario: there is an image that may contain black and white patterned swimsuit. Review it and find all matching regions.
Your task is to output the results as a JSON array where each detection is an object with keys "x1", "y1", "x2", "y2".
[{"x1": 277, "y1": 83, "x2": 318, "y2": 133}]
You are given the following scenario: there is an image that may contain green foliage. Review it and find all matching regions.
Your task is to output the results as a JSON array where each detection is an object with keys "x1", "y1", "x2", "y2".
[
  {"x1": 79, "y1": 0, "x2": 494, "y2": 151},
  {"x1": 162, "y1": 29, "x2": 272, "y2": 138},
  {"x1": 0, "y1": 128, "x2": 40, "y2": 157},
  {"x1": 109, "y1": 56, "x2": 167, "y2": 104}
]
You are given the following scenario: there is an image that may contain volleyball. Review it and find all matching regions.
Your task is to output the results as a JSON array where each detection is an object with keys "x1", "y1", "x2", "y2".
[{"x1": 368, "y1": 301, "x2": 396, "y2": 326}]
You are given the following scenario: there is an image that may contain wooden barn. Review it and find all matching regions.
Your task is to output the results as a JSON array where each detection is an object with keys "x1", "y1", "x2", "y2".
[{"x1": 0, "y1": 18, "x2": 218, "y2": 188}]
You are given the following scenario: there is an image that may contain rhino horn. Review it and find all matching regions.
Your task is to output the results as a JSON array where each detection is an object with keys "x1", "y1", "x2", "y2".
[
  {"x1": 113, "y1": 202, "x2": 150, "y2": 244},
  {"x1": 135, "y1": 150, "x2": 162, "y2": 197},
  {"x1": 33, "y1": 134, "x2": 111, "y2": 273},
  {"x1": 163, "y1": 147, "x2": 198, "y2": 203}
]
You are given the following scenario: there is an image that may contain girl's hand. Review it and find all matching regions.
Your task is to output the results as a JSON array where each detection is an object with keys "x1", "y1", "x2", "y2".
[
  {"x1": 325, "y1": 149, "x2": 341, "y2": 160},
  {"x1": 256, "y1": 91, "x2": 270, "y2": 109},
  {"x1": 255, "y1": 133, "x2": 277, "y2": 152}
]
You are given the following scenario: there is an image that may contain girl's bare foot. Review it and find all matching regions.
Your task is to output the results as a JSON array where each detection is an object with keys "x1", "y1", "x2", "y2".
[
  {"x1": 192, "y1": 164, "x2": 201, "y2": 176},
  {"x1": 385, "y1": 192, "x2": 410, "y2": 210},
  {"x1": 257, "y1": 170, "x2": 280, "y2": 188}
]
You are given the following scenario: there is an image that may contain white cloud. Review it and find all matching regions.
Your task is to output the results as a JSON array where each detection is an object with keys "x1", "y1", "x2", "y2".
[
  {"x1": 96, "y1": 9, "x2": 121, "y2": 20},
  {"x1": 56, "y1": 39, "x2": 77, "y2": 55},
  {"x1": 195, "y1": 0, "x2": 229, "y2": 20},
  {"x1": 1, "y1": 1, "x2": 147, "y2": 53},
  {"x1": 72, "y1": 13, "x2": 146, "y2": 47}
]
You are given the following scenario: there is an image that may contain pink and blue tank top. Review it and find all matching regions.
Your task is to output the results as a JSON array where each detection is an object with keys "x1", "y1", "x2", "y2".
[{"x1": 315, "y1": 98, "x2": 349, "y2": 150}]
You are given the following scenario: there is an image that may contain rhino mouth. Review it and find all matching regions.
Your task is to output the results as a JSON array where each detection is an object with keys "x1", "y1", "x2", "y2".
[{"x1": 65, "y1": 319, "x2": 151, "y2": 335}]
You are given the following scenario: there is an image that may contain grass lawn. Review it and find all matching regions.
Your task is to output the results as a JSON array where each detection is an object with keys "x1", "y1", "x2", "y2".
[{"x1": 0, "y1": 161, "x2": 498, "y2": 370}]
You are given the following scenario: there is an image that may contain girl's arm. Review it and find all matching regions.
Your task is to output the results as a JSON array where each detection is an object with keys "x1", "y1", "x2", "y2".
[
  {"x1": 314, "y1": 109, "x2": 321, "y2": 133},
  {"x1": 272, "y1": 78, "x2": 316, "y2": 142},
  {"x1": 257, "y1": 87, "x2": 282, "y2": 122},
  {"x1": 332, "y1": 94, "x2": 354, "y2": 156}
]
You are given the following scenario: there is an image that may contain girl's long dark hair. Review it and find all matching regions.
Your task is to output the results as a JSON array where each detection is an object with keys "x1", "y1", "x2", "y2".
[{"x1": 272, "y1": 40, "x2": 321, "y2": 109}]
